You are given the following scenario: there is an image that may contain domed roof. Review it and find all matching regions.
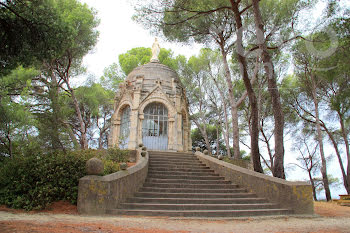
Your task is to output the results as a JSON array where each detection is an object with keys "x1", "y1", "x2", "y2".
[{"x1": 126, "y1": 61, "x2": 183, "y2": 94}]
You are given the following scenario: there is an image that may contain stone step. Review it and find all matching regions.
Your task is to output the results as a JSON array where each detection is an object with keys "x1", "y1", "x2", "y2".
[
  {"x1": 148, "y1": 171, "x2": 217, "y2": 176},
  {"x1": 107, "y1": 209, "x2": 291, "y2": 217},
  {"x1": 126, "y1": 197, "x2": 268, "y2": 204},
  {"x1": 119, "y1": 203, "x2": 279, "y2": 211},
  {"x1": 149, "y1": 151, "x2": 193, "y2": 156},
  {"x1": 110, "y1": 151, "x2": 290, "y2": 218},
  {"x1": 145, "y1": 178, "x2": 231, "y2": 184},
  {"x1": 143, "y1": 182, "x2": 239, "y2": 189},
  {"x1": 148, "y1": 167, "x2": 212, "y2": 172},
  {"x1": 149, "y1": 153, "x2": 193, "y2": 157},
  {"x1": 149, "y1": 156, "x2": 197, "y2": 161},
  {"x1": 147, "y1": 175, "x2": 222, "y2": 180},
  {"x1": 134, "y1": 192, "x2": 256, "y2": 199},
  {"x1": 149, "y1": 161, "x2": 204, "y2": 166},
  {"x1": 139, "y1": 187, "x2": 246, "y2": 193},
  {"x1": 148, "y1": 164, "x2": 208, "y2": 169}
]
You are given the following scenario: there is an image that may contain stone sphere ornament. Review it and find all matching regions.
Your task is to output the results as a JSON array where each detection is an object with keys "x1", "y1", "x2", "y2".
[
  {"x1": 195, "y1": 147, "x2": 201, "y2": 151},
  {"x1": 138, "y1": 143, "x2": 144, "y2": 147},
  {"x1": 218, "y1": 155, "x2": 224, "y2": 160},
  {"x1": 86, "y1": 158, "x2": 104, "y2": 175},
  {"x1": 142, "y1": 146, "x2": 147, "y2": 151},
  {"x1": 203, "y1": 150, "x2": 208, "y2": 155},
  {"x1": 141, "y1": 151, "x2": 147, "y2": 157}
]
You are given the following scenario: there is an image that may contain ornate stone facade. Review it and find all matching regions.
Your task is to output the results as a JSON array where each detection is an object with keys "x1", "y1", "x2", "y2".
[{"x1": 109, "y1": 60, "x2": 191, "y2": 151}]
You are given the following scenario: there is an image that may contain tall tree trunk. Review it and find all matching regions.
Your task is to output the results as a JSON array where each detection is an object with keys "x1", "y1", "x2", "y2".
[
  {"x1": 220, "y1": 49, "x2": 241, "y2": 159},
  {"x1": 230, "y1": 0, "x2": 263, "y2": 173},
  {"x1": 222, "y1": 106, "x2": 232, "y2": 157},
  {"x1": 251, "y1": 0, "x2": 285, "y2": 179},
  {"x1": 6, "y1": 127, "x2": 12, "y2": 158},
  {"x1": 337, "y1": 112, "x2": 350, "y2": 194},
  {"x1": 323, "y1": 125, "x2": 349, "y2": 194},
  {"x1": 194, "y1": 120, "x2": 212, "y2": 155},
  {"x1": 49, "y1": 73, "x2": 64, "y2": 150},
  {"x1": 311, "y1": 74, "x2": 331, "y2": 201},
  {"x1": 294, "y1": 101, "x2": 349, "y2": 194},
  {"x1": 64, "y1": 123, "x2": 80, "y2": 149},
  {"x1": 66, "y1": 82, "x2": 88, "y2": 149},
  {"x1": 216, "y1": 122, "x2": 220, "y2": 156},
  {"x1": 308, "y1": 172, "x2": 318, "y2": 201},
  {"x1": 211, "y1": 77, "x2": 232, "y2": 157},
  {"x1": 99, "y1": 131, "x2": 104, "y2": 149}
]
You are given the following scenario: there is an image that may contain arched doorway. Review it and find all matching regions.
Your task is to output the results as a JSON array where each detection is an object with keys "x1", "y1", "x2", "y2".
[
  {"x1": 119, "y1": 105, "x2": 131, "y2": 149},
  {"x1": 142, "y1": 102, "x2": 168, "y2": 150}
]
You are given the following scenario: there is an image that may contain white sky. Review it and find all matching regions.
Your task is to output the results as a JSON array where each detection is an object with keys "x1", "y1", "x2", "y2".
[
  {"x1": 80, "y1": 0, "x2": 201, "y2": 79},
  {"x1": 79, "y1": 0, "x2": 347, "y2": 198}
]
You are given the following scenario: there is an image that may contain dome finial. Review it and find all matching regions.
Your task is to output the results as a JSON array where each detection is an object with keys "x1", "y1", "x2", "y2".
[{"x1": 151, "y1": 37, "x2": 160, "y2": 62}]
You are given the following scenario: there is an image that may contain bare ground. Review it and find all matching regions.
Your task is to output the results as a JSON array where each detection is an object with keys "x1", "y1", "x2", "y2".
[{"x1": 0, "y1": 201, "x2": 349, "y2": 233}]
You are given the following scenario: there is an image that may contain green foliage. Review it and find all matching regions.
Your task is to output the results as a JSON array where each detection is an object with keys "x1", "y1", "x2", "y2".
[
  {"x1": 0, "y1": 152, "x2": 85, "y2": 210},
  {"x1": 104, "y1": 147, "x2": 129, "y2": 163},
  {"x1": 61, "y1": 83, "x2": 114, "y2": 148},
  {"x1": 119, "y1": 47, "x2": 152, "y2": 75},
  {"x1": 100, "y1": 62, "x2": 124, "y2": 91},
  {"x1": 72, "y1": 83, "x2": 114, "y2": 121},
  {"x1": 0, "y1": 67, "x2": 38, "y2": 157},
  {"x1": 0, "y1": 148, "x2": 129, "y2": 210},
  {"x1": 117, "y1": 47, "x2": 185, "y2": 76},
  {"x1": 191, "y1": 125, "x2": 226, "y2": 155},
  {"x1": 103, "y1": 160, "x2": 120, "y2": 175},
  {"x1": 0, "y1": 0, "x2": 68, "y2": 76}
]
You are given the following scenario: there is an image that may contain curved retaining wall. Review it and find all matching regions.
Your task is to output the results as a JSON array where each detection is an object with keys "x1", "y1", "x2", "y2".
[
  {"x1": 77, "y1": 149, "x2": 149, "y2": 215},
  {"x1": 195, "y1": 152, "x2": 314, "y2": 215}
]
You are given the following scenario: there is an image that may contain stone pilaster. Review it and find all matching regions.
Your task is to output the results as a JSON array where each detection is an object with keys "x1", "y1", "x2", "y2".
[
  {"x1": 128, "y1": 110, "x2": 138, "y2": 149},
  {"x1": 168, "y1": 116, "x2": 175, "y2": 150}
]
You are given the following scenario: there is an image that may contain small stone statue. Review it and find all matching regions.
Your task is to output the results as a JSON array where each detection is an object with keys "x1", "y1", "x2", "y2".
[{"x1": 151, "y1": 38, "x2": 160, "y2": 62}]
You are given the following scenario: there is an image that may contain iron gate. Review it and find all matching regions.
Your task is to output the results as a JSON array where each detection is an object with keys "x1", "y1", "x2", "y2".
[{"x1": 142, "y1": 102, "x2": 168, "y2": 150}]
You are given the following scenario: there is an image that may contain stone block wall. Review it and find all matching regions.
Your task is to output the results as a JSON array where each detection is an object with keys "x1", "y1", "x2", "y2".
[
  {"x1": 77, "y1": 149, "x2": 148, "y2": 215},
  {"x1": 196, "y1": 151, "x2": 314, "y2": 215}
]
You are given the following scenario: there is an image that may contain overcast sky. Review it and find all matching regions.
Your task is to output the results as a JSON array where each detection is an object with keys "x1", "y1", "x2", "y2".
[
  {"x1": 79, "y1": 0, "x2": 347, "y2": 198},
  {"x1": 80, "y1": 0, "x2": 201, "y2": 79}
]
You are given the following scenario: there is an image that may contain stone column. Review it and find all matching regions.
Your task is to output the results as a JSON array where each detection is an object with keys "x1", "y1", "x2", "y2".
[
  {"x1": 183, "y1": 124, "x2": 188, "y2": 152},
  {"x1": 128, "y1": 110, "x2": 138, "y2": 149},
  {"x1": 138, "y1": 114, "x2": 144, "y2": 145},
  {"x1": 176, "y1": 113, "x2": 183, "y2": 151},
  {"x1": 128, "y1": 88, "x2": 141, "y2": 149},
  {"x1": 113, "y1": 120, "x2": 121, "y2": 147},
  {"x1": 168, "y1": 116, "x2": 175, "y2": 150}
]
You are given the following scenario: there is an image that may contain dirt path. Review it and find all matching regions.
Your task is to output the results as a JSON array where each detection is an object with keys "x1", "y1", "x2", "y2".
[{"x1": 0, "y1": 202, "x2": 349, "y2": 233}]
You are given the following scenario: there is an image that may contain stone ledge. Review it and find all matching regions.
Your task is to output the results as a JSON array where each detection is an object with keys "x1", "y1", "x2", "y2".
[
  {"x1": 77, "y1": 149, "x2": 149, "y2": 215},
  {"x1": 195, "y1": 151, "x2": 314, "y2": 215}
]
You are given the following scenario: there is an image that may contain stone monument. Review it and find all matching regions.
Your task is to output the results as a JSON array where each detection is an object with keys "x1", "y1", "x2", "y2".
[{"x1": 108, "y1": 39, "x2": 191, "y2": 151}]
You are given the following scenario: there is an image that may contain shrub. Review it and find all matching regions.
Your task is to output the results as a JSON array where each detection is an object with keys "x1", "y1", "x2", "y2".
[
  {"x1": 103, "y1": 160, "x2": 120, "y2": 175},
  {"x1": 0, "y1": 148, "x2": 130, "y2": 210},
  {"x1": 105, "y1": 147, "x2": 129, "y2": 163}
]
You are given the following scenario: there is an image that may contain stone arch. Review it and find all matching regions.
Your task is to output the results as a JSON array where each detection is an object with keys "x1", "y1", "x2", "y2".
[
  {"x1": 139, "y1": 97, "x2": 176, "y2": 117},
  {"x1": 113, "y1": 100, "x2": 133, "y2": 121},
  {"x1": 180, "y1": 107, "x2": 190, "y2": 151},
  {"x1": 138, "y1": 97, "x2": 176, "y2": 150},
  {"x1": 110, "y1": 101, "x2": 132, "y2": 148}
]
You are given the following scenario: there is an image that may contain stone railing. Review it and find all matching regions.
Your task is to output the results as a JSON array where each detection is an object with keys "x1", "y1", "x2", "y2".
[
  {"x1": 77, "y1": 148, "x2": 149, "y2": 215},
  {"x1": 195, "y1": 151, "x2": 314, "y2": 215}
]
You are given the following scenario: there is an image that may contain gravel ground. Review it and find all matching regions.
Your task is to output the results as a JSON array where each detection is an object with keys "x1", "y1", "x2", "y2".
[
  {"x1": 1, "y1": 211, "x2": 350, "y2": 233},
  {"x1": 0, "y1": 202, "x2": 349, "y2": 233}
]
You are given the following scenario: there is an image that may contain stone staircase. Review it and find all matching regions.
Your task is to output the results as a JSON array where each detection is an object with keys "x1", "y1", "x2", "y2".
[{"x1": 107, "y1": 151, "x2": 291, "y2": 217}]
